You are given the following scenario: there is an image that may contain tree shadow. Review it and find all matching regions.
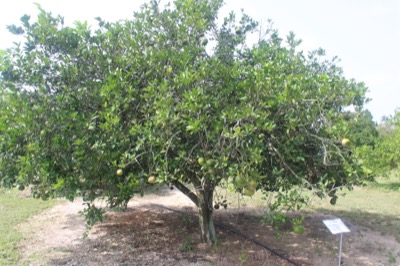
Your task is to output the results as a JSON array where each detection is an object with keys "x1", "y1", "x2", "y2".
[
  {"x1": 44, "y1": 202, "x2": 400, "y2": 266},
  {"x1": 47, "y1": 204, "x2": 293, "y2": 266}
]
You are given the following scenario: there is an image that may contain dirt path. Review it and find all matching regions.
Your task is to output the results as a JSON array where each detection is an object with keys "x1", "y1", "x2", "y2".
[
  {"x1": 17, "y1": 198, "x2": 86, "y2": 265},
  {"x1": 17, "y1": 187, "x2": 400, "y2": 265},
  {"x1": 17, "y1": 188, "x2": 197, "y2": 265}
]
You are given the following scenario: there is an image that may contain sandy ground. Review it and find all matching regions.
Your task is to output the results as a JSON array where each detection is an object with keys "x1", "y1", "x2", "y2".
[{"x1": 16, "y1": 187, "x2": 400, "y2": 266}]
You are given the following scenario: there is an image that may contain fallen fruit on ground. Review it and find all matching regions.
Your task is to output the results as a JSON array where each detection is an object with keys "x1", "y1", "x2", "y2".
[{"x1": 116, "y1": 169, "x2": 123, "y2": 176}]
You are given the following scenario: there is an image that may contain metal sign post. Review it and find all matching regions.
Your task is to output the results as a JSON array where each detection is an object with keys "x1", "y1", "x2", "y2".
[
  {"x1": 323, "y1": 218, "x2": 350, "y2": 266},
  {"x1": 339, "y1": 233, "x2": 343, "y2": 265}
]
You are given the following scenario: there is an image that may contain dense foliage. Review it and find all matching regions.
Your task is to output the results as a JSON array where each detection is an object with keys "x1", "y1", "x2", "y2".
[
  {"x1": 0, "y1": 0, "x2": 369, "y2": 243},
  {"x1": 356, "y1": 110, "x2": 400, "y2": 177},
  {"x1": 345, "y1": 110, "x2": 378, "y2": 147}
]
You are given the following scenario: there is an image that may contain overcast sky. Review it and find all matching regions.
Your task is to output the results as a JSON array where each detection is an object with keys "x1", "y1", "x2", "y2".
[{"x1": 1, "y1": 0, "x2": 399, "y2": 122}]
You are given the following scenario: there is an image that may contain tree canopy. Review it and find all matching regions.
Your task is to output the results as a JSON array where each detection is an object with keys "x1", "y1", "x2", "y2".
[
  {"x1": 345, "y1": 110, "x2": 378, "y2": 147},
  {"x1": 0, "y1": 0, "x2": 369, "y2": 243},
  {"x1": 355, "y1": 109, "x2": 400, "y2": 177}
]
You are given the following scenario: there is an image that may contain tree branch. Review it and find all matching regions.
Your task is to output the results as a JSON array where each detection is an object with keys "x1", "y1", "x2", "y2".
[{"x1": 171, "y1": 180, "x2": 198, "y2": 206}]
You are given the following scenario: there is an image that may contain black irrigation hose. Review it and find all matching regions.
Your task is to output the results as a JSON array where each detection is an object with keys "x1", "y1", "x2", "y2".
[
  {"x1": 151, "y1": 204, "x2": 301, "y2": 266},
  {"x1": 214, "y1": 221, "x2": 301, "y2": 266}
]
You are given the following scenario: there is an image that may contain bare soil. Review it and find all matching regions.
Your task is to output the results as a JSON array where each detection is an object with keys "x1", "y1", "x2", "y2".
[{"x1": 17, "y1": 187, "x2": 400, "y2": 266}]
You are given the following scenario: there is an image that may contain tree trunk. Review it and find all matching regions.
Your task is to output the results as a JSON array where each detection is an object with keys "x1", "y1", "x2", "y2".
[
  {"x1": 172, "y1": 179, "x2": 217, "y2": 244},
  {"x1": 196, "y1": 187, "x2": 217, "y2": 244}
]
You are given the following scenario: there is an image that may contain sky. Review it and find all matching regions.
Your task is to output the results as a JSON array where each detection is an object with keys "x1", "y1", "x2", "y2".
[{"x1": 0, "y1": 0, "x2": 399, "y2": 122}]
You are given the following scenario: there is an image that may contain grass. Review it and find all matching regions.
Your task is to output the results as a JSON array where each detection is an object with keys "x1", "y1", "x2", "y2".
[
  {"x1": 0, "y1": 188, "x2": 57, "y2": 265},
  {"x1": 308, "y1": 188, "x2": 400, "y2": 240},
  {"x1": 367, "y1": 174, "x2": 400, "y2": 192},
  {"x1": 306, "y1": 175, "x2": 400, "y2": 242},
  {"x1": 215, "y1": 174, "x2": 400, "y2": 242}
]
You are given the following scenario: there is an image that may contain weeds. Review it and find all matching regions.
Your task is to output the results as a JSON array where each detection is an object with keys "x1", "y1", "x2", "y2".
[
  {"x1": 291, "y1": 215, "x2": 305, "y2": 234},
  {"x1": 238, "y1": 253, "x2": 247, "y2": 264},
  {"x1": 180, "y1": 236, "x2": 193, "y2": 252},
  {"x1": 181, "y1": 213, "x2": 194, "y2": 229},
  {"x1": 261, "y1": 209, "x2": 288, "y2": 230},
  {"x1": 387, "y1": 251, "x2": 397, "y2": 265}
]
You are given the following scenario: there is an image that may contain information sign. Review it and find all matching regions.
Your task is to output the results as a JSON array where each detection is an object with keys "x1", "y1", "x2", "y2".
[
  {"x1": 322, "y1": 218, "x2": 350, "y2": 266},
  {"x1": 323, "y1": 218, "x2": 350, "y2": 235}
]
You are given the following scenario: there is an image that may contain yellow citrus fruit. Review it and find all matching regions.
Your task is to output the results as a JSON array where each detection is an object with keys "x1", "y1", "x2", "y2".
[
  {"x1": 148, "y1": 175, "x2": 156, "y2": 184},
  {"x1": 198, "y1": 157, "x2": 205, "y2": 165},
  {"x1": 341, "y1": 138, "x2": 350, "y2": 147},
  {"x1": 235, "y1": 176, "x2": 246, "y2": 187},
  {"x1": 243, "y1": 188, "x2": 255, "y2": 197},
  {"x1": 247, "y1": 180, "x2": 257, "y2": 190}
]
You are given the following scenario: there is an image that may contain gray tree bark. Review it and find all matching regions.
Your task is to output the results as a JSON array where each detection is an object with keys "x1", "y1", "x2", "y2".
[{"x1": 172, "y1": 178, "x2": 217, "y2": 244}]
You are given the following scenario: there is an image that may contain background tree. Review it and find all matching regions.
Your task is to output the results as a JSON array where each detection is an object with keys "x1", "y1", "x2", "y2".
[
  {"x1": 356, "y1": 110, "x2": 400, "y2": 177},
  {"x1": 0, "y1": 0, "x2": 368, "y2": 244},
  {"x1": 345, "y1": 110, "x2": 378, "y2": 147}
]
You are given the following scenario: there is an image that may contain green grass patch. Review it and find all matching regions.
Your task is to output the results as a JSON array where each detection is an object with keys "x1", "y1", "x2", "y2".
[
  {"x1": 0, "y1": 189, "x2": 57, "y2": 265},
  {"x1": 307, "y1": 182, "x2": 400, "y2": 242},
  {"x1": 367, "y1": 174, "x2": 400, "y2": 192},
  {"x1": 215, "y1": 177, "x2": 400, "y2": 242}
]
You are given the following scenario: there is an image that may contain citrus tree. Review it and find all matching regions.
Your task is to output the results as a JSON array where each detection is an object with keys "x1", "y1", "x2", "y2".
[{"x1": 0, "y1": 0, "x2": 368, "y2": 243}]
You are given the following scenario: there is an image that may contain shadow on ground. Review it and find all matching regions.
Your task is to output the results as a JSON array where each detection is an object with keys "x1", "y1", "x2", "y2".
[
  {"x1": 48, "y1": 205, "x2": 291, "y2": 266},
  {"x1": 42, "y1": 197, "x2": 400, "y2": 266}
]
